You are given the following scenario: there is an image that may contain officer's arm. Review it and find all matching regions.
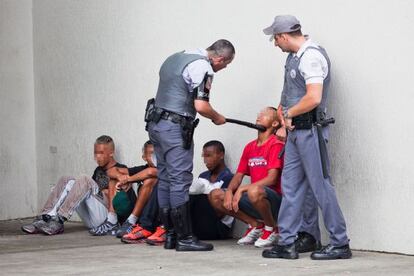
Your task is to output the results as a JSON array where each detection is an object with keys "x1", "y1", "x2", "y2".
[
  {"x1": 285, "y1": 84, "x2": 323, "y2": 118},
  {"x1": 251, "y1": 168, "x2": 279, "y2": 187},
  {"x1": 194, "y1": 99, "x2": 226, "y2": 124},
  {"x1": 225, "y1": 172, "x2": 244, "y2": 194},
  {"x1": 126, "y1": 167, "x2": 158, "y2": 183}
]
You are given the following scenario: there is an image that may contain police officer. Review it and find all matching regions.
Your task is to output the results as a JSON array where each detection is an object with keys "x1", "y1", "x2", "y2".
[
  {"x1": 261, "y1": 15, "x2": 352, "y2": 260},
  {"x1": 147, "y1": 40, "x2": 235, "y2": 251}
]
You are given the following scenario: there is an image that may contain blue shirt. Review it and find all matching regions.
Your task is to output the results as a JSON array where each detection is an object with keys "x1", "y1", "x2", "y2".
[{"x1": 199, "y1": 167, "x2": 234, "y2": 189}]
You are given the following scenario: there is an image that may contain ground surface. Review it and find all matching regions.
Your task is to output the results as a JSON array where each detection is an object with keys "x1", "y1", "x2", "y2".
[{"x1": 0, "y1": 219, "x2": 413, "y2": 275}]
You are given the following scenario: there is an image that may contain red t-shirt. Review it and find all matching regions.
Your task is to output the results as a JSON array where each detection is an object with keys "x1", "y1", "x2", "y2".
[{"x1": 236, "y1": 134, "x2": 284, "y2": 195}]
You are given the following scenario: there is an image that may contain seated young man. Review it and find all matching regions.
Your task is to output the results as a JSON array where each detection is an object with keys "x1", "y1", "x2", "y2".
[
  {"x1": 209, "y1": 107, "x2": 284, "y2": 247},
  {"x1": 21, "y1": 135, "x2": 128, "y2": 236},
  {"x1": 188, "y1": 140, "x2": 234, "y2": 240},
  {"x1": 109, "y1": 141, "x2": 164, "y2": 244}
]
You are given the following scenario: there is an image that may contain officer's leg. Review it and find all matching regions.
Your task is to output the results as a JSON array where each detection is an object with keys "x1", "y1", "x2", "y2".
[
  {"x1": 162, "y1": 121, "x2": 213, "y2": 251},
  {"x1": 148, "y1": 121, "x2": 171, "y2": 209},
  {"x1": 262, "y1": 131, "x2": 308, "y2": 259},
  {"x1": 298, "y1": 127, "x2": 349, "y2": 247},
  {"x1": 148, "y1": 121, "x2": 175, "y2": 249},
  {"x1": 164, "y1": 140, "x2": 193, "y2": 208},
  {"x1": 299, "y1": 185, "x2": 321, "y2": 241},
  {"x1": 293, "y1": 184, "x2": 322, "y2": 253},
  {"x1": 276, "y1": 131, "x2": 308, "y2": 246}
]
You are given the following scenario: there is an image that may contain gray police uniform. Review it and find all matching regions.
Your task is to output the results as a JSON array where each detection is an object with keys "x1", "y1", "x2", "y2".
[
  {"x1": 148, "y1": 50, "x2": 212, "y2": 209},
  {"x1": 277, "y1": 44, "x2": 349, "y2": 247}
]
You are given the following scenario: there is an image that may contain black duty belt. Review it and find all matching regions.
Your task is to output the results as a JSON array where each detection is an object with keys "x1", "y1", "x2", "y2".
[
  {"x1": 161, "y1": 111, "x2": 190, "y2": 125},
  {"x1": 292, "y1": 110, "x2": 316, "y2": 130}
]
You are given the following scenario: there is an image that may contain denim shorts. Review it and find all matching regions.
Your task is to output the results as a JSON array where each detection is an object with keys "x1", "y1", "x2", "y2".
[{"x1": 238, "y1": 186, "x2": 282, "y2": 221}]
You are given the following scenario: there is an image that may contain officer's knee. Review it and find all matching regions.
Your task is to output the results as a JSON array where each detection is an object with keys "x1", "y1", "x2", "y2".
[{"x1": 247, "y1": 185, "x2": 265, "y2": 203}]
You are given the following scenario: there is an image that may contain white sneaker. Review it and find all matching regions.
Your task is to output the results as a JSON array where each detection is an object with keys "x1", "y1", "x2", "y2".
[
  {"x1": 254, "y1": 230, "x2": 279, "y2": 248},
  {"x1": 237, "y1": 226, "x2": 263, "y2": 245}
]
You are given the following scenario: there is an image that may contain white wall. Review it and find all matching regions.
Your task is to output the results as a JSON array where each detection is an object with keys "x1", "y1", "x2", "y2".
[
  {"x1": 0, "y1": 0, "x2": 37, "y2": 219},
  {"x1": 2, "y1": 0, "x2": 411, "y2": 254}
]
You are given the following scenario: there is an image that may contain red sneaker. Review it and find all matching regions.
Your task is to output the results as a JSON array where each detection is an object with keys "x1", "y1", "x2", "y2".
[
  {"x1": 121, "y1": 225, "x2": 152, "y2": 244},
  {"x1": 146, "y1": 226, "x2": 166, "y2": 246}
]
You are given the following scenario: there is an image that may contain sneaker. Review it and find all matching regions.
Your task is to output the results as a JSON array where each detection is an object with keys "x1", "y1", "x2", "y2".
[
  {"x1": 89, "y1": 220, "x2": 118, "y2": 236},
  {"x1": 146, "y1": 226, "x2": 167, "y2": 246},
  {"x1": 21, "y1": 215, "x2": 51, "y2": 234},
  {"x1": 237, "y1": 226, "x2": 263, "y2": 245},
  {"x1": 254, "y1": 230, "x2": 279, "y2": 248},
  {"x1": 115, "y1": 220, "x2": 135, "y2": 238},
  {"x1": 121, "y1": 225, "x2": 153, "y2": 244},
  {"x1": 38, "y1": 217, "x2": 64, "y2": 235}
]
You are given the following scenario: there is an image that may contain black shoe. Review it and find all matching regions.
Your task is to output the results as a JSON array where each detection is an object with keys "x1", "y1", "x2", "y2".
[
  {"x1": 164, "y1": 230, "x2": 177, "y2": 249},
  {"x1": 262, "y1": 243, "x2": 299, "y2": 259},
  {"x1": 295, "y1": 232, "x2": 322, "y2": 253},
  {"x1": 311, "y1": 244, "x2": 352, "y2": 260},
  {"x1": 170, "y1": 202, "x2": 213, "y2": 251},
  {"x1": 175, "y1": 236, "x2": 214, "y2": 252},
  {"x1": 159, "y1": 208, "x2": 176, "y2": 249}
]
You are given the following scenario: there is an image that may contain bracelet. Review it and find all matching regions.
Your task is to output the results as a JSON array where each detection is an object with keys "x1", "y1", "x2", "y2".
[{"x1": 283, "y1": 109, "x2": 291, "y2": 119}]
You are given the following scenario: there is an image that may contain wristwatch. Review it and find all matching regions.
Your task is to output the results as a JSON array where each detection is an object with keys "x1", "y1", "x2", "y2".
[{"x1": 283, "y1": 109, "x2": 291, "y2": 119}]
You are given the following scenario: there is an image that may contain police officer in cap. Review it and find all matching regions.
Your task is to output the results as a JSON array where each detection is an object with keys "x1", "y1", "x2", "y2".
[
  {"x1": 261, "y1": 15, "x2": 352, "y2": 260},
  {"x1": 147, "y1": 40, "x2": 234, "y2": 251}
]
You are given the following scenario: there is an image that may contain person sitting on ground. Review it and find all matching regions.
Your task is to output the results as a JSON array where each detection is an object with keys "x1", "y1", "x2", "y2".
[
  {"x1": 21, "y1": 135, "x2": 129, "y2": 236},
  {"x1": 108, "y1": 141, "x2": 165, "y2": 244},
  {"x1": 209, "y1": 107, "x2": 284, "y2": 247},
  {"x1": 188, "y1": 140, "x2": 234, "y2": 240}
]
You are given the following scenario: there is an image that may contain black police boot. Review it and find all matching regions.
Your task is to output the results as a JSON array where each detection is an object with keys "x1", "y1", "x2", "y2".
[
  {"x1": 262, "y1": 243, "x2": 299, "y2": 259},
  {"x1": 170, "y1": 202, "x2": 213, "y2": 251},
  {"x1": 311, "y1": 244, "x2": 352, "y2": 260},
  {"x1": 295, "y1": 231, "x2": 322, "y2": 253},
  {"x1": 159, "y1": 207, "x2": 176, "y2": 249}
]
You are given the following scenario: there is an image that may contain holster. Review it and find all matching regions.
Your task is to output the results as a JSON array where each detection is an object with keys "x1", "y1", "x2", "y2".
[
  {"x1": 144, "y1": 98, "x2": 163, "y2": 131},
  {"x1": 181, "y1": 118, "x2": 199, "y2": 150}
]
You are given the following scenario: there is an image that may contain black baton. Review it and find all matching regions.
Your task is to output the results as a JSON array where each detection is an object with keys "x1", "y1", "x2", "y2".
[
  {"x1": 315, "y1": 113, "x2": 335, "y2": 179},
  {"x1": 225, "y1": 118, "x2": 266, "y2": 132}
]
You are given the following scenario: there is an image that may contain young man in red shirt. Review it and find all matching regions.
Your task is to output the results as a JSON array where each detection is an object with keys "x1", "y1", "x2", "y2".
[{"x1": 209, "y1": 107, "x2": 284, "y2": 247}]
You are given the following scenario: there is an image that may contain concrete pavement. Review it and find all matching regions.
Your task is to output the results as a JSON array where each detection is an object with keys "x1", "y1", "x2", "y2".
[{"x1": 0, "y1": 219, "x2": 413, "y2": 275}]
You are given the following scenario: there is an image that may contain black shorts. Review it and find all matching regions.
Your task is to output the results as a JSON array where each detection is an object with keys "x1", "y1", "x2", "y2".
[{"x1": 238, "y1": 186, "x2": 282, "y2": 221}]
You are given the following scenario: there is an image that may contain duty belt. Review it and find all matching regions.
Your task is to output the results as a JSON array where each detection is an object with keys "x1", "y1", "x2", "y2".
[
  {"x1": 292, "y1": 110, "x2": 316, "y2": 129},
  {"x1": 160, "y1": 111, "x2": 190, "y2": 125}
]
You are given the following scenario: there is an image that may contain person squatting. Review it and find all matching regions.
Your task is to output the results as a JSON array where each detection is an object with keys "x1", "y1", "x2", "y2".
[{"x1": 21, "y1": 15, "x2": 351, "y2": 261}]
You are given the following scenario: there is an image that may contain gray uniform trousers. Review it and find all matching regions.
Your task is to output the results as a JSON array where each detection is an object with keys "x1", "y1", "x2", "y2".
[
  {"x1": 148, "y1": 119, "x2": 194, "y2": 209},
  {"x1": 278, "y1": 126, "x2": 349, "y2": 247},
  {"x1": 299, "y1": 188, "x2": 321, "y2": 241}
]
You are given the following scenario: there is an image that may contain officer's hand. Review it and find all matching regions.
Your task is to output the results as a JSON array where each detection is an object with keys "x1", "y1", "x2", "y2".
[
  {"x1": 284, "y1": 118, "x2": 295, "y2": 131},
  {"x1": 212, "y1": 114, "x2": 226, "y2": 125},
  {"x1": 223, "y1": 190, "x2": 233, "y2": 211},
  {"x1": 232, "y1": 191, "x2": 242, "y2": 212},
  {"x1": 276, "y1": 126, "x2": 287, "y2": 141}
]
